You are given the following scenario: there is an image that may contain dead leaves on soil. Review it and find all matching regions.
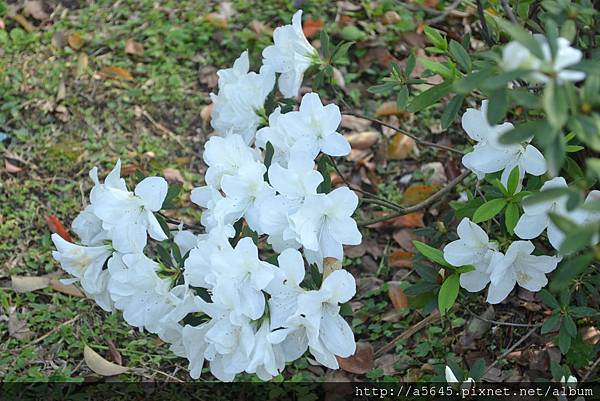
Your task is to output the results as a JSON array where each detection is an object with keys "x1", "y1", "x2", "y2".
[{"x1": 84, "y1": 345, "x2": 129, "y2": 376}]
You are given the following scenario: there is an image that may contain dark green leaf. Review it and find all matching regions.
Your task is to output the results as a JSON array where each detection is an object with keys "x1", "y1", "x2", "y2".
[
  {"x1": 557, "y1": 327, "x2": 572, "y2": 354},
  {"x1": 538, "y1": 289, "x2": 560, "y2": 309},
  {"x1": 413, "y1": 240, "x2": 451, "y2": 267},
  {"x1": 571, "y1": 306, "x2": 599, "y2": 318},
  {"x1": 507, "y1": 166, "x2": 520, "y2": 195},
  {"x1": 504, "y1": 202, "x2": 519, "y2": 235},
  {"x1": 405, "y1": 51, "x2": 416, "y2": 76},
  {"x1": 473, "y1": 198, "x2": 508, "y2": 223},
  {"x1": 396, "y1": 86, "x2": 409, "y2": 110},
  {"x1": 441, "y1": 94, "x2": 464, "y2": 129},
  {"x1": 563, "y1": 315, "x2": 577, "y2": 338},
  {"x1": 482, "y1": 69, "x2": 530, "y2": 90},
  {"x1": 449, "y1": 40, "x2": 471, "y2": 72},
  {"x1": 407, "y1": 81, "x2": 453, "y2": 113},
  {"x1": 454, "y1": 69, "x2": 494, "y2": 94},
  {"x1": 522, "y1": 187, "x2": 571, "y2": 208},
  {"x1": 494, "y1": 17, "x2": 545, "y2": 59},
  {"x1": 544, "y1": 80, "x2": 568, "y2": 129},
  {"x1": 486, "y1": 88, "x2": 508, "y2": 124},
  {"x1": 541, "y1": 313, "x2": 560, "y2": 334},
  {"x1": 438, "y1": 274, "x2": 459, "y2": 316}
]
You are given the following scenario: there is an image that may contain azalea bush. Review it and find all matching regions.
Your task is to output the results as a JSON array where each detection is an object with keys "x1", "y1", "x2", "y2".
[
  {"x1": 49, "y1": 2, "x2": 600, "y2": 383},
  {"x1": 367, "y1": 1, "x2": 600, "y2": 364}
]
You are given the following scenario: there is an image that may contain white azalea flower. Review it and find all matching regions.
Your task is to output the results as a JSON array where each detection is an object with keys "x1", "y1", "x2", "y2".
[
  {"x1": 255, "y1": 107, "x2": 301, "y2": 166},
  {"x1": 502, "y1": 35, "x2": 585, "y2": 84},
  {"x1": 220, "y1": 161, "x2": 276, "y2": 232},
  {"x1": 190, "y1": 186, "x2": 242, "y2": 237},
  {"x1": 246, "y1": 319, "x2": 286, "y2": 380},
  {"x1": 266, "y1": 249, "x2": 306, "y2": 329},
  {"x1": 209, "y1": 237, "x2": 276, "y2": 321},
  {"x1": 210, "y1": 51, "x2": 275, "y2": 144},
  {"x1": 71, "y1": 206, "x2": 107, "y2": 246},
  {"x1": 289, "y1": 186, "x2": 361, "y2": 269},
  {"x1": 514, "y1": 176, "x2": 569, "y2": 250},
  {"x1": 268, "y1": 151, "x2": 323, "y2": 199},
  {"x1": 203, "y1": 133, "x2": 260, "y2": 189},
  {"x1": 461, "y1": 101, "x2": 546, "y2": 189},
  {"x1": 288, "y1": 269, "x2": 356, "y2": 369},
  {"x1": 262, "y1": 10, "x2": 317, "y2": 98},
  {"x1": 107, "y1": 253, "x2": 173, "y2": 332},
  {"x1": 445, "y1": 366, "x2": 475, "y2": 390},
  {"x1": 256, "y1": 194, "x2": 302, "y2": 252},
  {"x1": 91, "y1": 161, "x2": 169, "y2": 253},
  {"x1": 173, "y1": 229, "x2": 199, "y2": 257},
  {"x1": 51, "y1": 234, "x2": 113, "y2": 311},
  {"x1": 443, "y1": 218, "x2": 499, "y2": 292},
  {"x1": 487, "y1": 241, "x2": 559, "y2": 304}
]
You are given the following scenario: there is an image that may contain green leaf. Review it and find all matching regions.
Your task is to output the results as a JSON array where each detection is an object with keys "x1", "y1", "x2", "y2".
[
  {"x1": 498, "y1": 120, "x2": 544, "y2": 144},
  {"x1": 454, "y1": 69, "x2": 494, "y2": 94},
  {"x1": 397, "y1": 86, "x2": 409, "y2": 110},
  {"x1": 438, "y1": 274, "x2": 459, "y2": 316},
  {"x1": 319, "y1": 30, "x2": 330, "y2": 59},
  {"x1": 486, "y1": 88, "x2": 508, "y2": 124},
  {"x1": 413, "y1": 240, "x2": 451, "y2": 267},
  {"x1": 541, "y1": 313, "x2": 560, "y2": 334},
  {"x1": 332, "y1": 41, "x2": 354, "y2": 62},
  {"x1": 316, "y1": 156, "x2": 331, "y2": 193},
  {"x1": 407, "y1": 81, "x2": 453, "y2": 113},
  {"x1": 544, "y1": 80, "x2": 568, "y2": 129},
  {"x1": 522, "y1": 187, "x2": 571, "y2": 208},
  {"x1": 449, "y1": 40, "x2": 471, "y2": 72},
  {"x1": 557, "y1": 328, "x2": 572, "y2": 354},
  {"x1": 405, "y1": 51, "x2": 416, "y2": 76},
  {"x1": 559, "y1": 225, "x2": 597, "y2": 255},
  {"x1": 339, "y1": 25, "x2": 366, "y2": 42},
  {"x1": 563, "y1": 315, "x2": 577, "y2": 338},
  {"x1": 418, "y1": 58, "x2": 453, "y2": 79},
  {"x1": 481, "y1": 69, "x2": 530, "y2": 90},
  {"x1": 473, "y1": 198, "x2": 508, "y2": 223},
  {"x1": 368, "y1": 81, "x2": 397, "y2": 94},
  {"x1": 494, "y1": 17, "x2": 545, "y2": 59},
  {"x1": 538, "y1": 289, "x2": 560, "y2": 309},
  {"x1": 423, "y1": 26, "x2": 447, "y2": 50},
  {"x1": 504, "y1": 202, "x2": 519, "y2": 235},
  {"x1": 441, "y1": 94, "x2": 464, "y2": 129},
  {"x1": 571, "y1": 306, "x2": 599, "y2": 318},
  {"x1": 507, "y1": 166, "x2": 520, "y2": 195}
]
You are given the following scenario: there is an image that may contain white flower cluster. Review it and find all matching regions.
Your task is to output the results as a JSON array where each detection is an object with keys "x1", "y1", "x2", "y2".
[
  {"x1": 445, "y1": 101, "x2": 599, "y2": 304},
  {"x1": 502, "y1": 34, "x2": 585, "y2": 84},
  {"x1": 52, "y1": 10, "x2": 362, "y2": 382}
]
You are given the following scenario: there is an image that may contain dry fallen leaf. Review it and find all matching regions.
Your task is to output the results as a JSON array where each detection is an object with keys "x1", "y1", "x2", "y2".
[
  {"x1": 389, "y1": 250, "x2": 414, "y2": 268},
  {"x1": 388, "y1": 286, "x2": 409, "y2": 310},
  {"x1": 204, "y1": 13, "x2": 227, "y2": 29},
  {"x1": 96, "y1": 66, "x2": 134, "y2": 81},
  {"x1": 201, "y1": 104, "x2": 213, "y2": 126},
  {"x1": 4, "y1": 160, "x2": 22, "y2": 173},
  {"x1": 346, "y1": 131, "x2": 379, "y2": 150},
  {"x1": 125, "y1": 38, "x2": 144, "y2": 56},
  {"x1": 381, "y1": 11, "x2": 401, "y2": 25},
  {"x1": 337, "y1": 342, "x2": 374, "y2": 374},
  {"x1": 341, "y1": 115, "x2": 371, "y2": 131},
  {"x1": 387, "y1": 133, "x2": 415, "y2": 160},
  {"x1": 199, "y1": 65, "x2": 219, "y2": 89},
  {"x1": 45, "y1": 214, "x2": 73, "y2": 242},
  {"x1": 248, "y1": 20, "x2": 271, "y2": 35},
  {"x1": 402, "y1": 184, "x2": 442, "y2": 206},
  {"x1": 303, "y1": 18, "x2": 324, "y2": 38},
  {"x1": 49, "y1": 278, "x2": 84, "y2": 297},
  {"x1": 11, "y1": 276, "x2": 50, "y2": 293},
  {"x1": 24, "y1": 0, "x2": 49, "y2": 20},
  {"x1": 76, "y1": 52, "x2": 88, "y2": 76},
  {"x1": 67, "y1": 32, "x2": 84, "y2": 50},
  {"x1": 8, "y1": 308, "x2": 32, "y2": 340},
  {"x1": 107, "y1": 339, "x2": 123, "y2": 365},
  {"x1": 10, "y1": 15, "x2": 35, "y2": 33},
  {"x1": 163, "y1": 167, "x2": 185, "y2": 184},
  {"x1": 323, "y1": 257, "x2": 342, "y2": 278},
  {"x1": 375, "y1": 101, "x2": 401, "y2": 117},
  {"x1": 84, "y1": 345, "x2": 129, "y2": 376},
  {"x1": 51, "y1": 32, "x2": 67, "y2": 48}
]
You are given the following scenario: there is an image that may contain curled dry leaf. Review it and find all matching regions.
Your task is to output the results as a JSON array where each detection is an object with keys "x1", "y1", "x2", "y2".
[
  {"x1": 337, "y1": 342, "x2": 374, "y2": 374},
  {"x1": 389, "y1": 250, "x2": 414, "y2": 268},
  {"x1": 67, "y1": 32, "x2": 84, "y2": 50},
  {"x1": 45, "y1": 214, "x2": 73, "y2": 242},
  {"x1": 96, "y1": 66, "x2": 134, "y2": 81},
  {"x1": 163, "y1": 167, "x2": 185, "y2": 184},
  {"x1": 11, "y1": 276, "x2": 50, "y2": 293},
  {"x1": 4, "y1": 160, "x2": 23, "y2": 173},
  {"x1": 125, "y1": 38, "x2": 144, "y2": 56},
  {"x1": 387, "y1": 133, "x2": 415, "y2": 160},
  {"x1": 388, "y1": 286, "x2": 409, "y2": 310},
  {"x1": 10, "y1": 15, "x2": 35, "y2": 33},
  {"x1": 201, "y1": 104, "x2": 213, "y2": 125},
  {"x1": 375, "y1": 101, "x2": 401, "y2": 117},
  {"x1": 346, "y1": 131, "x2": 379, "y2": 150},
  {"x1": 84, "y1": 345, "x2": 129, "y2": 376},
  {"x1": 76, "y1": 52, "x2": 88, "y2": 77},
  {"x1": 323, "y1": 257, "x2": 342, "y2": 278},
  {"x1": 49, "y1": 278, "x2": 84, "y2": 297},
  {"x1": 381, "y1": 11, "x2": 401, "y2": 25}
]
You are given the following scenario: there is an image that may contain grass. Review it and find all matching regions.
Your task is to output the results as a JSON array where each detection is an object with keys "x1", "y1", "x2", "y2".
[{"x1": 1, "y1": 0, "x2": 478, "y2": 382}]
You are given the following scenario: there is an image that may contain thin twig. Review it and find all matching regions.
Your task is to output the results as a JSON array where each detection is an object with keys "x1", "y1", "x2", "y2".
[
  {"x1": 464, "y1": 306, "x2": 537, "y2": 328},
  {"x1": 342, "y1": 112, "x2": 464, "y2": 155},
  {"x1": 359, "y1": 170, "x2": 472, "y2": 226},
  {"x1": 17, "y1": 316, "x2": 80, "y2": 350},
  {"x1": 484, "y1": 324, "x2": 541, "y2": 376},
  {"x1": 476, "y1": 0, "x2": 495, "y2": 47},
  {"x1": 157, "y1": 212, "x2": 204, "y2": 232},
  {"x1": 500, "y1": 0, "x2": 518, "y2": 24},
  {"x1": 582, "y1": 354, "x2": 600, "y2": 383},
  {"x1": 426, "y1": 0, "x2": 464, "y2": 25},
  {"x1": 375, "y1": 310, "x2": 441, "y2": 358}
]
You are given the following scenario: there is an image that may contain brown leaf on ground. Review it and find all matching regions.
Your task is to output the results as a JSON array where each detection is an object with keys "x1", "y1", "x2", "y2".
[
  {"x1": 341, "y1": 115, "x2": 371, "y2": 131},
  {"x1": 419, "y1": 162, "x2": 447, "y2": 184},
  {"x1": 163, "y1": 168, "x2": 185, "y2": 184},
  {"x1": 375, "y1": 101, "x2": 401, "y2": 117},
  {"x1": 8, "y1": 308, "x2": 32, "y2": 340},
  {"x1": 346, "y1": 131, "x2": 379, "y2": 150},
  {"x1": 11, "y1": 276, "x2": 50, "y2": 293},
  {"x1": 10, "y1": 15, "x2": 35, "y2": 33},
  {"x1": 381, "y1": 11, "x2": 401, "y2": 25},
  {"x1": 51, "y1": 32, "x2": 67, "y2": 48},
  {"x1": 248, "y1": 20, "x2": 270, "y2": 35},
  {"x1": 199, "y1": 66, "x2": 219, "y2": 89},
  {"x1": 201, "y1": 104, "x2": 213, "y2": 125},
  {"x1": 303, "y1": 18, "x2": 324, "y2": 38},
  {"x1": 96, "y1": 66, "x2": 134, "y2": 81},
  {"x1": 84, "y1": 345, "x2": 129, "y2": 376},
  {"x1": 388, "y1": 286, "x2": 409, "y2": 310},
  {"x1": 45, "y1": 214, "x2": 73, "y2": 242},
  {"x1": 387, "y1": 133, "x2": 415, "y2": 160},
  {"x1": 49, "y1": 278, "x2": 84, "y2": 297},
  {"x1": 392, "y1": 229, "x2": 420, "y2": 251},
  {"x1": 337, "y1": 342, "x2": 374, "y2": 374},
  {"x1": 389, "y1": 250, "x2": 414, "y2": 268},
  {"x1": 76, "y1": 52, "x2": 88, "y2": 76},
  {"x1": 67, "y1": 32, "x2": 84, "y2": 50},
  {"x1": 402, "y1": 184, "x2": 442, "y2": 206},
  {"x1": 370, "y1": 212, "x2": 425, "y2": 229},
  {"x1": 4, "y1": 160, "x2": 23, "y2": 173},
  {"x1": 107, "y1": 339, "x2": 123, "y2": 365},
  {"x1": 24, "y1": 0, "x2": 49, "y2": 20},
  {"x1": 204, "y1": 13, "x2": 227, "y2": 29},
  {"x1": 374, "y1": 354, "x2": 398, "y2": 375},
  {"x1": 125, "y1": 39, "x2": 144, "y2": 56}
]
